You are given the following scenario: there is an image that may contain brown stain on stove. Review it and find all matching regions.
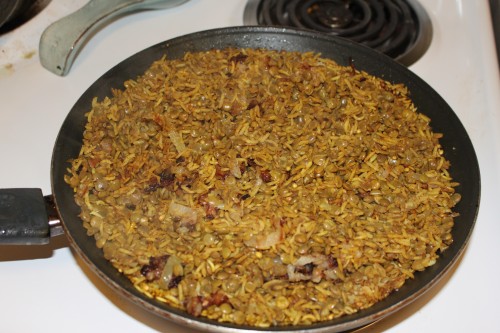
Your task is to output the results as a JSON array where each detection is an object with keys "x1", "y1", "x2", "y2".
[
  {"x1": 0, "y1": 49, "x2": 37, "y2": 77},
  {"x1": 1, "y1": 63, "x2": 15, "y2": 77},
  {"x1": 23, "y1": 50, "x2": 36, "y2": 59}
]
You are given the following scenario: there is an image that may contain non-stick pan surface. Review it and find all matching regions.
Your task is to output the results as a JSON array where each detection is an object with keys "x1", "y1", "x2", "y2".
[{"x1": 51, "y1": 26, "x2": 480, "y2": 332}]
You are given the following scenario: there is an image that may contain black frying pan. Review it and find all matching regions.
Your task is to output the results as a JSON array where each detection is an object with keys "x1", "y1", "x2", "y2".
[{"x1": 0, "y1": 27, "x2": 480, "y2": 332}]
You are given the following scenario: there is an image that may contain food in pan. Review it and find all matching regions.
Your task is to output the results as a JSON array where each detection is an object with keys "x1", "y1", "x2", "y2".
[{"x1": 65, "y1": 48, "x2": 460, "y2": 327}]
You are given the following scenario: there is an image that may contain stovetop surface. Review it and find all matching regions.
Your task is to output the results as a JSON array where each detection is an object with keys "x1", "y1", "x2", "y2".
[{"x1": 0, "y1": 1, "x2": 499, "y2": 332}]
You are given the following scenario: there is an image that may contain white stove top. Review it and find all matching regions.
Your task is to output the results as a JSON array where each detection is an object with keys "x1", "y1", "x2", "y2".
[{"x1": 1, "y1": 1, "x2": 499, "y2": 332}]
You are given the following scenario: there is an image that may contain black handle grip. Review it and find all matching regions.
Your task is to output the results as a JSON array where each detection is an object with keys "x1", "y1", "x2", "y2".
[{"x1": 0, "y1": 188, "x2": 50, "y2": 245}]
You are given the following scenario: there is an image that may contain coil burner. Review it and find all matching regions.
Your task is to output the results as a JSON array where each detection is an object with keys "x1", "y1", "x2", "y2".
[{"x1": 243, "y1": 0, "x2": 432, "y2": 66}]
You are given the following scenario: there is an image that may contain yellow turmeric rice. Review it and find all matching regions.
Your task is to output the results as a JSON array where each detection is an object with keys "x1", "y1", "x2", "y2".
[{"x1": 65, "y1": 48, "x2": 460, "y2": 327}]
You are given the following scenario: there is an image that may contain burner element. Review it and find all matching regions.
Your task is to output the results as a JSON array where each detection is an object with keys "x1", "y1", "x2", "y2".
[
  {"x1": 310, "y1": 2, "x2": 357, "y2": 29},
  {"x1": 0, "y1": 0, "x2": 51, "y2": 34},
  {"x1": 243, "y1": 0, "x2": 432, "y2": 66}
]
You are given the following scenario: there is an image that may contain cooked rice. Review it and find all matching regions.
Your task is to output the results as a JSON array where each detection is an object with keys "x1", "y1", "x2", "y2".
[{"x1": 65, "y1": 48, "x2": 460, "y2": 327}]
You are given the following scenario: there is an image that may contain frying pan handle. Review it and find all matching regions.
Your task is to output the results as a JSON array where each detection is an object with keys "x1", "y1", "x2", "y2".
[
  {"x1": 39, "y1": 0, "x2": 146, "y2": 76},
  {"x1": 0, "y1": 189, "x2": 63, "y2": 245},
  {"x1": 39, "y1": 0, "x2": 189, "y2": 76}
]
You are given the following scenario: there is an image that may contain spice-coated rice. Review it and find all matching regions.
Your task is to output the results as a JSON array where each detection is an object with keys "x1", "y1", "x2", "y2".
[{"x1": 65, "y1": 48, "x2": 460, "y2": 327}]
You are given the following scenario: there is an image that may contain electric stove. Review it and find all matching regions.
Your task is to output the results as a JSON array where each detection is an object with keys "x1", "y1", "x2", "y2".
[{"x1": 1, "y1": 1, "x2": 499, "y2": 332}]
